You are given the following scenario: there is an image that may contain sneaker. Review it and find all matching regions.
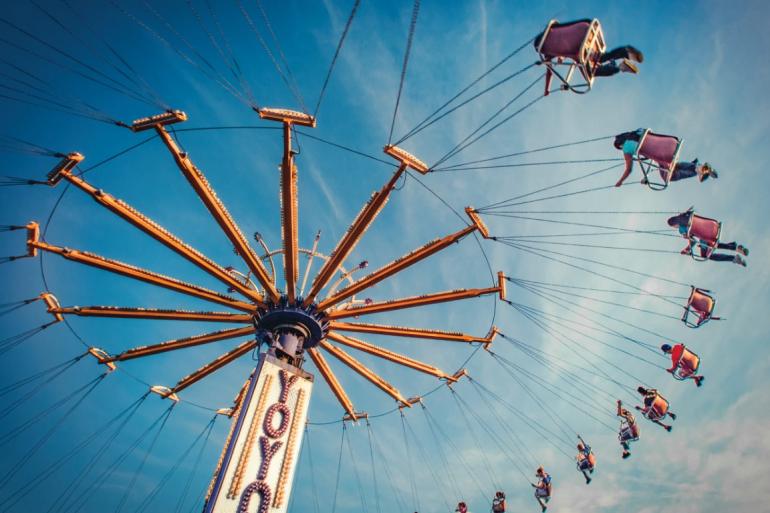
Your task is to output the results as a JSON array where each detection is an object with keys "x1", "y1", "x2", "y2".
[
  {"x1": 622, "y1": 451, "x2": 631, "y2": 459},
  {"x1": 737, "y1": 245, "x2": 749, "y2": 256},
  {"x1": 665, "y1": 426, "x2": 673, "y2": 432},
  {"x1": 734, "y1": 255, "x2": 747, "y2": 267},
  {"x1": 586, "y1": 477, "x2": 592, "y2": 485},
  {"x1": 619, "y1": 59, "x2": 639, "y2": 74},
  {"x1": 626, "y1": 46, "x2": 644, "y2": 63},
  {"x1": 696, "y1": 376, "x2": 704, "y2": 387},
  {"x1": 669, "y1": 412, "x2": 677, "y2": 421}
]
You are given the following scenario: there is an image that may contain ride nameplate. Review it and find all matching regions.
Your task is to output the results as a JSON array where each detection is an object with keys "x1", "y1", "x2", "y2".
[{"x1": 203, "y1": 354, "x2": 313, "y2": 513}]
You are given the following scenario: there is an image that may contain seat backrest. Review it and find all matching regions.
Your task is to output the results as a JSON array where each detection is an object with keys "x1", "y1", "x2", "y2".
[
  {"x1": 540, "y1": 20, "x2": 592, "y2": 60},
  {"x1": 651, "y1": 395, "x2": 668, "y2": 416},
  {"x1": 680, "y1": 348, "x2": 699, "y2": 369},
  {"x1": 638, "y1": 132, "x2": 681, "y2": 169},
  {"x1": 689, "y1": 215, "x2": 720, "y2": 245},
  {"x1": 690, "y1": 289, "x2": 715, "y2": 314}
]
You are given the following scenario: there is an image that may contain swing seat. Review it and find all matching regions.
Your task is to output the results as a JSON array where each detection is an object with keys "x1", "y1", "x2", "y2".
[
  {"x1": 536, "y1": 19, "x2": 606, "y2": 95},
  {"x1": 682, "y1": 286, "x2": 718, "y2": 328},
  {"x1": 643, "y1": 394, "x2": 669, "y2": 421},
  {"x1": 686, "y1": 214, "x2": 721, "y2": 261},
  {"x1": 618, "y1": 422, "x2": 639, "y2": 443},
  {"x1": 577, "y1": 453, "x2": 596, "y2": 470},
  {"x1": 635, "y1": 130, "x2": 683, "y2": 190},
  {"x1": 672, "y1": 346, "x2": 701, "y2": 380}
]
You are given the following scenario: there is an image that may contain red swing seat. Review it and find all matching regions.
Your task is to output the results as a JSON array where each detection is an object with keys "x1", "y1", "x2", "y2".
[
  {"x1": 686, "y1": 214, "x2": 722, "y2": 261},
  {"x1": 635, "y1": 130, "x2": 683, "y2": 190},
  {"x1": 682, "y1": 286, "x2": 720, "y2": 328},
  {"x1": 536, "y1": 19, "x2": 606, "y2": 96}
]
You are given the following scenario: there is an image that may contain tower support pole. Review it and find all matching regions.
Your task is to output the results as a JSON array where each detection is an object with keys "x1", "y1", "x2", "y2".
[{"x1": 204, "y1": 353, "x2": 314, "y2": 513}]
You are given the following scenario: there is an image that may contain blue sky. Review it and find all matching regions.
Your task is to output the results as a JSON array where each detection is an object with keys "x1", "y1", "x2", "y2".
[{"x1": 1, "y1": 1, "x2": 769, "y2": 512}]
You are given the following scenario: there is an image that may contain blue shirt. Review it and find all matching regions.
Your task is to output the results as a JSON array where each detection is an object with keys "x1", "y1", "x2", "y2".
[{"x1": 622, "y1": 139, "x2": 639, "y2": 155}]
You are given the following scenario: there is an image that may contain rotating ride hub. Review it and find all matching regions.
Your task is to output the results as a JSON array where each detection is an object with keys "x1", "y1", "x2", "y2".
[{"x1": 254, "y1": 296, "x2": 329, "y2": 367}]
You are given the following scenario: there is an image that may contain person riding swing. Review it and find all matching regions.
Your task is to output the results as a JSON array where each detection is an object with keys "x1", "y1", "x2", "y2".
[
  {"x1": 635, "y1": 387, "x2": 676, "y2": 431},
  {"x1": 575, "y1": 435, "x2": 596, "y2": 484},
  {"x1": 492, "y1": 491, "x2": 506, "y2": 512},
  {"x1": 534, "y1": 18, "x2": 643, "y2": 96},
  {"x1": 662, "y1": 343, "x2": 704, "y2": 386},
  {"x1": 616, "y1": 399, "x2": 639, "y2": 459},
  {"x1": 531, "y1": 466, "x2": 552, "y2": 512}
]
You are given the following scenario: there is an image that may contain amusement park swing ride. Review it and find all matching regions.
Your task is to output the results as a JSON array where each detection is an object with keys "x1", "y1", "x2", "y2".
[
  {"x1": 0, "y1": 3, "x2": 746, "y2": 512},
  {"x1": 19, "y1": 106, "x2": 504, "y2": 513}
]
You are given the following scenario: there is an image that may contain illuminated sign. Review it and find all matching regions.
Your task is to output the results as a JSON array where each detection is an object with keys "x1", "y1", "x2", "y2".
[{"x1": 204, "y1": 353, "x2": 313, "y2": 513}]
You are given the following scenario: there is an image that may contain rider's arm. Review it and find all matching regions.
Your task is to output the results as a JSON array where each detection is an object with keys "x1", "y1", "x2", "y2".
[{"x1": 615, "y1": 153, "x2": 634, "y2": 187}]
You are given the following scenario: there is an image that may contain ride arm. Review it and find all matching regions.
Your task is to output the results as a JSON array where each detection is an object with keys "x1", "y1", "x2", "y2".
[
  {"x1": 303, "y1": 163, "x2": 408, "y2": 305},
  {"x1": 327, "y1": 273, "x2": 505, "y2": 319},
  {"x1": 279, "y1": 122, "x2": 300, "y2": 301},
  {"x1": 29, "y1": 240, "x2": 255, "y2": 312},
  {"x1": 307, "y1": 347, "x2": 357, "y2": 420},
  {"x1": 49, "y1": 169, "x2": 265, "y2": 305},
  {"x1": 154, "y1": 126, "x2": 280, "y2": 301},
  {"x1": 318, "y1": 210, "x2": 490, "y2": 310},
  {"x1": 326, "y1": 331, "x2": 453, "y2": 380},
  {"x1": 110, "y1": 326, "x2": 255, "y2": 362},
  {"x1": 329, "y1": 321, "x2": 498, "y2": 345},
  {"x1": 51, "y1": 305, "x2": 252, "y2": 322},
  {"x1": 320, "y1": 340, "x2": 410, "y2": 406},
  {"x1": 171, "y1": 339, "x2": 259, "y2": 394}
]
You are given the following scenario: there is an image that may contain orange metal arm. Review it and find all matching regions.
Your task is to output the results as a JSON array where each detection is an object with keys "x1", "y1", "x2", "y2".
[
  {"x1": 327, "y1": 331, "x2": 451, "y2": 380},
  {"x1": 30, "y1": 240, "x2": 255, "y2": 312},
  {"x1": 307, "y1": 347, "x2": 357, "y2": 420},
  {"x1": 304, "y1": 164, "x2": 408, "y2": 305},
  {"x1": 327, "y1": 285, "x2": 502, "y2": 319},
  {"x1": 319, "y1": 224, "x2": 478, "y2": 310},
  {"x1": 155, "y1": 127, "x2": 279, "y2": 301},
  {"x1": 111, "y1": 326, "x2": 255, "y2": 362},
  {"x1": 55, "y1": 170, "x2": 265, "y2": 305},
  {"x1": 53, "y1": 306, "x2": 252, "y2": 322},
  {"x1": 26, "y1": 222, "x2": 40, "y2": 256},
  {"x1": 39, "y1": 292, "x2": 64, "y2": 322},
  {"x1": 172, "y1": 339, "x2": 259, "y2": 393},
  {"x1": 280, "y1": 122, "x2": 299, "y2": 301},
  {"x1": 320, "y1": 340, "x2": 409, "y2": 406},
  {"x1": 329, "y1": 321, "x2": 499, "y2": 344}
]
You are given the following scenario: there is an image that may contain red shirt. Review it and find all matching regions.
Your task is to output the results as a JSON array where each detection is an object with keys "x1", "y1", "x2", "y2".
[{"x1": 669, "y1": 344, "x2": 685, "y2": 371}]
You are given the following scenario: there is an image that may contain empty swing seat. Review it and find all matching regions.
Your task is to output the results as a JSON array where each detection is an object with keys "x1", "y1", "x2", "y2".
[
  {"x1": 536, "y1": 19, "x2": 606, "y2": 95},
  {"x1": 635, "y1": 130, "x2": 683, "y2": 190},
  {"x1": 672, "y1": 346, "x2": 701, "y2": 380},
  {"x1": 682, "y1": 287, "x2": 718, "y2": 328},
  {"x1": 686, "y1": 214, "x2": 722, "y2": 261}
]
